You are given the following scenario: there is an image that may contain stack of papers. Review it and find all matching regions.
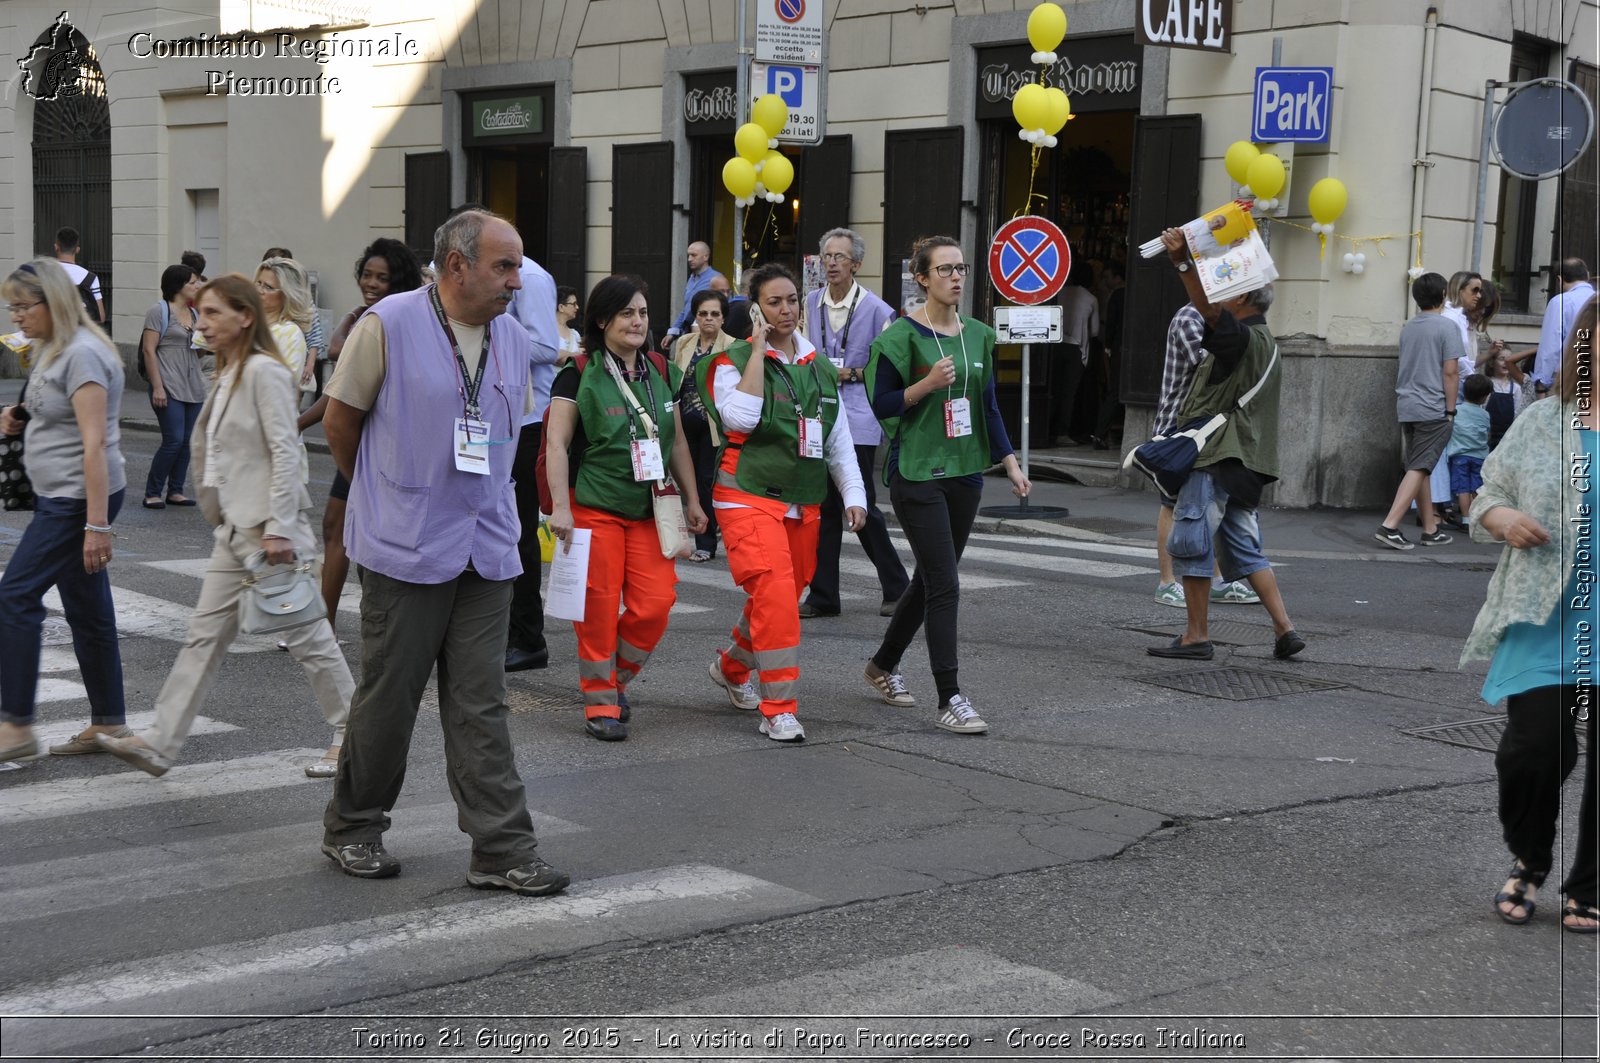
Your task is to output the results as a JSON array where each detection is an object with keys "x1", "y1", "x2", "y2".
[{"x1": 1138, "y1": 201, "x2": 1278, "y2": 303}]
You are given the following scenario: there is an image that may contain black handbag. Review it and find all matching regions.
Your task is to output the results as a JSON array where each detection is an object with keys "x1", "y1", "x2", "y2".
[{"x1": 1, "y1": 375, "x2": 34, "y2": 512}]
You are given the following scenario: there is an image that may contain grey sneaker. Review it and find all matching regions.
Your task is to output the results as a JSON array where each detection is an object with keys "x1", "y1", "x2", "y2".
[
  {"x1": 1419, "y1": 529, "x2": 1453, "y2": 546},
  {"x1": 709, "y1": 657, "x2": 760, "y2": 711},
  {"x1": 1210, "y1": 580, "x2": 1260, "y2": 604},
  {"x1": 321, "y1": 841, "x2": 400, "y2": 879},
  {"x1": 1154, "y1": 581, "x2": 1187, "y2": 607},
  {"x1": 936, "y1": 695, "x2": 989, "y2": 735},
  {"x1": 468, "y1": 856, "x2": 570, "y2": 896},
  {"x1": 95, "y1": 733, "x2": 172, "y2": 777},
  {"x1": 1374, "y1": 526, "x2": 1414, "y2": 550},
  {"x1": 865, "y1": 664, "x2": 915, "y2": 707},
  {"x1": 758, "y1": 712, "x2": 806, "y2": 742}
]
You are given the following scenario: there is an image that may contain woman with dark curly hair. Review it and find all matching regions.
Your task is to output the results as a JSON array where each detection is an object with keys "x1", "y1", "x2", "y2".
[{"x1": 298, "y1": 237, "x2": 423, "y2": 624}]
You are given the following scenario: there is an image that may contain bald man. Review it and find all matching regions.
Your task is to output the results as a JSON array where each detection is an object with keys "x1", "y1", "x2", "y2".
[{"x1": 665, "y1": 240, "x2": 725, "y2": 342}]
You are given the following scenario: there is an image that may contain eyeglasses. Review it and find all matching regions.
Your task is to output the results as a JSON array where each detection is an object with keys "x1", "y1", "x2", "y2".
[
  {"x1": 695, "y1": 309, "x2": 723, "y2": 318},
  {"x1": 561, "y1": 300, "x2": 579, "y2": 308},
  {"x1": 6, "y1": 302, "x2": 42, "y2": 314},
  {"x1": 930, "y1": 263, "x2": 970, "y2": 278},
  {"x1": 255, "y1": 281, "x2": 280, "y2": 294},
  {"x1": 820, "y1": 252, "x2": 856, "y2": 264}
]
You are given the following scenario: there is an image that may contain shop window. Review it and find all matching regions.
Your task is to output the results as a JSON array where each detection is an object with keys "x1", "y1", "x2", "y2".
[{"x1": 1491, "y1": 38, "x2": 1553, "y2": 313}]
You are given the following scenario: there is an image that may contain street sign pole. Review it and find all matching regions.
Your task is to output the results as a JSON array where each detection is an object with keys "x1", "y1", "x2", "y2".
[{"x1": 733, "y1": 0, "x2": 749, "y2": 286}]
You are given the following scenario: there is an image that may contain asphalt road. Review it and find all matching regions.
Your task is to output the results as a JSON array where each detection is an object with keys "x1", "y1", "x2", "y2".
[{"x1": 0, "y1": 427, "x2": 1594, "y2": 1062}]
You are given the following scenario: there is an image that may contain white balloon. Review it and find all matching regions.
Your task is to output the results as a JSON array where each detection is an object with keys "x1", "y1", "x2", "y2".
[
  {"x1": 1342, "y1": 253, "x2": 1356, "y2": 269},
  {"x1": 768, "y1": 138, "x2": 778, "y2": 149},
  {"x1": 1354, "y1": 252, "x2": 1367, "y2": 264},
  {"x1": 1352, "y1": 262, "x2": 1365, "y2": 275},
  {"x1": 1239, "y1": 185, "x2": 1253, "y2": 198}
]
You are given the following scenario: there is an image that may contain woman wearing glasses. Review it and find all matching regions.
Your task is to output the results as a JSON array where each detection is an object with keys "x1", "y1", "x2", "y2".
[
  {"x1": 0, "y1": 259, "x2": 130, "y2": 762},
  {"x1": 673, "y1": 288, "x2": 733, "y2": 562},
  {"x1": 697, "y1": 263, "x2": 867, "y2": 743},
  {"x1": 864, "y1": 237, "x2": 1030, "y2": 735}
]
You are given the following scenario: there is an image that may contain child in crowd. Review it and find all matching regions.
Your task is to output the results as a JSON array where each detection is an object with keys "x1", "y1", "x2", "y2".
[{"x1": 1448, "y1": 373, "x2": 1492, "y2": 518}]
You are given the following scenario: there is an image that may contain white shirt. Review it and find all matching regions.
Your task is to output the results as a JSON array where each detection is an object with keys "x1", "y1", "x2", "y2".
[
  {"x1": 1534, "y1": 281, "x2": 1596, "y2": 387},
  {"x1": 58, "y1": 260, "x2": 100, "y2": 301},
  {"x1": 1059, "y1": 287, "x2": 1099, "y2": 353},
  {"x1": 710, "y1": 331, "x2": 867, "y2": 516},
  {"x1": 822, "y1": 281, "x2": 861, "y2": 335}
]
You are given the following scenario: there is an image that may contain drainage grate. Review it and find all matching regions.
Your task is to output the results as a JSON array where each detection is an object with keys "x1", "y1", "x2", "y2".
[
  {"x1": 1129, "y1": 620, "x2": 1276, "y2": 647},
  {"x1": 421, "y1": 686, "x2": 573, "y2": 715},
  {"x1": 1132, "y1": 666, "x2": 1347, "y2": 701},
  {"x1": 1406, "y1": 715, "x2": 1589, "y2": 755}
]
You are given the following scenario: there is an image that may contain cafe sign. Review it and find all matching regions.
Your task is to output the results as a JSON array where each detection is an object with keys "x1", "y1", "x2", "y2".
[
  {"x1": 976, "y1": 36, "x2": 1141, "y2": 119},
  {"x1": 462, "y1": 88, "x2": 552, "y2": 145},
  {"x1": 1136, "y1": 0, "x2": 1232, "y2": 53}
]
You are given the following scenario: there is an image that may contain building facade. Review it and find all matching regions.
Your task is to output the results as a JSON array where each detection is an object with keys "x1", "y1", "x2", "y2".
[{"x1": 2, "y1": 0, "x2": 1596, "y2": 506}]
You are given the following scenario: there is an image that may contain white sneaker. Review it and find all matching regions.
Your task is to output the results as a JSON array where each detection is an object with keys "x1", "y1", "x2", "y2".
[
  {"x1": 936, "y1": 695, "x2": 988, "y2": 735},
  {"x1": 709, "y1": 657, "x2": 759, "y2": 711},
  {"x1": 759, "y1": 712, "x2": 805, "y2": 742},
  {"x1": 865, "y1": 664, "x2": 916, "y2": 707},
  {"x1": 1154, "y1": 581, "x2": 1186, "y2": 607}
]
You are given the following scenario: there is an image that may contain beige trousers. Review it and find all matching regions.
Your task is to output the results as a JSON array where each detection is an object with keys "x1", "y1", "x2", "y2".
[{"x1": 147, "y1": 520, "x2": 352, "y2": 759}]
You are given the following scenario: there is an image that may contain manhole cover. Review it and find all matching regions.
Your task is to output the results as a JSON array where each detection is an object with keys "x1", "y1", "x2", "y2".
[
  {"x1": 421, "y1": 686, "x2": 573, "y2": 715},
  {"x1": 1132, "y1": 666, "x2": 1347, "y2": 701},
  {"x1": 1128, "y1": 621, "x2": 1274, "y2": 646},
  {"x1": 1406, "y1": 715, "x2": 1589, "y2": 755}
]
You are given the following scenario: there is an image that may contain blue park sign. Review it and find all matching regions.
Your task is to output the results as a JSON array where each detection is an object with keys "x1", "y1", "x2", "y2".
[{"x1": 1252, "y1": 67, "x2": 1333, "y2": 143}]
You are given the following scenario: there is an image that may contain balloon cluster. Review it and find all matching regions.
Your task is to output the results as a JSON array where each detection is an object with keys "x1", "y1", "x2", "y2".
[
  {"x1": 721, "y1": 95, "x2": 794, "y2": 207},
  {"x1": 1224, "y1": 141, "x2": 1286, "y2": 211},
  {"x1": 1307, "y1": 176, "x2": 1348, "y2": 259},
  {"x1": 1341, "y1": 251, "x2": 1367, "y2": 275},
  {"x1": 1014, "y1": 3, "x2": 1071, "y2": 147}
]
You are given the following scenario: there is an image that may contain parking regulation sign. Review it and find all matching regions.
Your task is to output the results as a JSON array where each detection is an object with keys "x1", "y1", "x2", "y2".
[
  {"x1": 988, "y1": 216, "x2": 1071, "y2": 306},
  {"x1": 1252, "y1": 67, "x2": 1333, "y2": 143},
  {"x1": 756, "y1": 0, "x2": 823, "y2": 64}
]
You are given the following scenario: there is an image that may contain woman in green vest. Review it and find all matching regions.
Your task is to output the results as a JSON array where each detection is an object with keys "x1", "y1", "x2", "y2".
[
  {"x1": 544, "y1": 274, "x2": 707, "y2": 742},
  {"x1": 864, "y1": 236, "x2": 1030, "y2": 735}
]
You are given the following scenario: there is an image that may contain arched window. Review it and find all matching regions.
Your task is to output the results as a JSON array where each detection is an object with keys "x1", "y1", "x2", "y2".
[{"x1": 31, "y1": 31, "x2": 112, "y2": 318}]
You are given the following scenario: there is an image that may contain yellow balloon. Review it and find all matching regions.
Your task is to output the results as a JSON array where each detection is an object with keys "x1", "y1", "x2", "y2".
[
  {"x1": 1223, "y1": 141, "x2": 1260, "y2": 186},
  {"x1": 734, "y1": 122, "x2": 769, "y2": 164},
  {"x1": 722, "y1": 157, "x2": 757, "y2": 199},
  {"x1": 1012, "y1": 82, "x2": 1050, "y2": 132},
  {"x1": 1246, "y1": 153, "x2": 1286, "y2": 199},
  {"x1": 752, "y1": 95, "x2": 787, "y2": 139},
  {"x1": 761, "y1": 150, "x2": 795, "y2": 195},
  {"x1": 1042, "y1": 88, "x2": 1071, "y2": 134},
  {"x1": 1027, "y1": 2, "x2": 1068, "y2": 53},
  {"x1": 1308, "y1": 177, "x2": 1348, "y2": 225}
]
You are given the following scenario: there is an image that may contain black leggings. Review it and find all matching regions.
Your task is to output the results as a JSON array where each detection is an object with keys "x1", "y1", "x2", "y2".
[
  {"x1": 871, "y1": 475, "x2": 982, "y2": 705},
  {"x1": 1496, "y1": 684, "x2": 1597, "y2": 905}
]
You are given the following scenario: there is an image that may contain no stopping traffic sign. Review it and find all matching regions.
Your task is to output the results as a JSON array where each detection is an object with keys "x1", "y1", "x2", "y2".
[{"x1": 988, "y1": 216, "x2": 1071, "y2": 306}]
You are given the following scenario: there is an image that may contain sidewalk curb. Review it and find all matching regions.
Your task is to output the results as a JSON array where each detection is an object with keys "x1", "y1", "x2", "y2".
[{"x1": 121, "y1": 416, "x2": 333, "y2": 455}]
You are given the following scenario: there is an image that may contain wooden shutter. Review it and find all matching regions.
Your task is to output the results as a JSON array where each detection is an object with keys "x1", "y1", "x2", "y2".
[
  {"x1": 404, "y1": 152, "x2": 451, "y2": 265},
  {"x1": 881, "y1": 128, "x2": 963, "y2": 296},
  {"x1": 1120, "y1": 114, "x2": 1201, "y2": 406},
  {"x1": 797, "y1": 135, "x2": 852, "y2": 261},
  {"x1": 612, "y1": 142, "x2": 675, "y2": 335},
  {"x1": 1557, "y1": 60, "x2": 1600, "y2": 270},
  {"x1": 546, "y1": 146, "x2": 588, "y2": 291}
]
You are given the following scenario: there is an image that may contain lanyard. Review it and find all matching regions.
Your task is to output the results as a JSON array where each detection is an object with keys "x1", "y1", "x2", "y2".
[
  {"x1": 769, "y1": 348, "x2": 824, "y2": 420},
  {"x1": 605, "y1": 351, "x2": 661, "y2": 440},
  {"x1": 921, "y1": 309, "x2": 971, "y2": 402},
  {"x1": 428, "y1": 285, "x2": 492, "y2": 418},
  {"x1": 822, "y1": 287, "x2": 861, "y2": 362}
]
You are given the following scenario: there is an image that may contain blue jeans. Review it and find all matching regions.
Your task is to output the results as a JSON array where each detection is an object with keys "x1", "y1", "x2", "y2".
[
  {"x1": 0, "y1": 491, "x2": 127, "y2": 726},
  {"x1": 1167, "y1": 470, "x2": 1271, "y2": 584},
  {"x1": 145, "y1": 397, "x2": 202, "y2": 499}
]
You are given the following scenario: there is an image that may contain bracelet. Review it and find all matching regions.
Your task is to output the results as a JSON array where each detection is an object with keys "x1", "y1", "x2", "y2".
[{"x1": 84, "y1": 522, "x2": 112, "y2": 533}]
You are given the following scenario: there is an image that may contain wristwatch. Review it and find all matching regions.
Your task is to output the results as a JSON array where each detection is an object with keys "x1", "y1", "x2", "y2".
[
  {"x1": 1174, "y1": 260, "x2": 1191, "y2": 273},
  {"x1": 1446, "y1": 409, "x2": 1456, "y2": 417}
]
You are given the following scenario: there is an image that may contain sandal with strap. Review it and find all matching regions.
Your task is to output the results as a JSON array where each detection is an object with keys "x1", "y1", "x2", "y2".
[
  {"x1": 1562, "y1": 899, "x2": 1600, "y2": 934},
  {"x1": 1494, "y1": 859, "x2": 1547, "y2": 925}
]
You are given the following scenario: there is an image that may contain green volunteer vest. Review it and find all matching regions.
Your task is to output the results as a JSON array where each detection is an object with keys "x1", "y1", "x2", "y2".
[
  {"x1": 866, "y1": 316, "x2": 996, "y2": 482},
  {"x1": 563, "y1": 352, "x2": 681, "y2": 520},
  {"x1": 695, "y1": 341, "x2": 840, "y2": 505},
  {"x1": 1176, "y1": 320, "x2": 1281, "y2": 481}
]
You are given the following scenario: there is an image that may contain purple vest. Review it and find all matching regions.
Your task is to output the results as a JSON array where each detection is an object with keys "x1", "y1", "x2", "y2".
[
  {"x1": 806, "y1": 284, "x2": 895, "y2": 446},
  {"x1": 345, "y1": 287, "x2": 527, "y2": 584}
]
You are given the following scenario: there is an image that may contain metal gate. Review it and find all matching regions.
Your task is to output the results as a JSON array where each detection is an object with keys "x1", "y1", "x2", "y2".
[{"x1": 32, "y1": 48, "x2": 111, "y2": 319}]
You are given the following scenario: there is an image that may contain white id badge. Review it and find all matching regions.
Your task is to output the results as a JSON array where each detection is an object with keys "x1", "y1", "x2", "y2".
[
  {"x1": 798, "y1": 417, "x2": 825, "y2": 459},
  {"x1": 944, "y1": 397, "x2": 973, "y2": 438},
  {"x1": 453, "y1": 417, "x2": 492, "y2": 475},
  {"x1": 829, "y1": 356, "x2": 845, "y2": 370},
  {"x1": 630, "y1": 438, "x2": 665, "y2": 481}
]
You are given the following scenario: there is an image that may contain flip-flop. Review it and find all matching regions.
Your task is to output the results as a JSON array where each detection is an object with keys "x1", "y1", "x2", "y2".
[
  {"x1": 1563, "y1": 900, "x2": 1600, "y2": 934},
  {"x1": 1494, "y1": 860, "x2": 1545, "y2": 925}
]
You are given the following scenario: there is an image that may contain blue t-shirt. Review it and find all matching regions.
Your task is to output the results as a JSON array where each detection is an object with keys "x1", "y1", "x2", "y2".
[{"x1": 1482, "y1": 430, "x2": 1600, "y2": 702}]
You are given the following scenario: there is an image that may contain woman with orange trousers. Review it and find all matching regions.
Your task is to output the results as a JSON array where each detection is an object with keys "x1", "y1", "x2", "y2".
[
  {"x1": 543, "y1": 275, "x2": 707, "y2": 741},
  {"x1": 696, "y1": 263, "x2": 867, "y2": 742}
]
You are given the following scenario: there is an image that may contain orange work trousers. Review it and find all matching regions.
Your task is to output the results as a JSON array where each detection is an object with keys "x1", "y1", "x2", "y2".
[
  {"x1": 714, "y1": 502, "x2": 819, "y2": 718},
  {"x1": 571, "y1": 503, "x2": 678, "y2": 720}
]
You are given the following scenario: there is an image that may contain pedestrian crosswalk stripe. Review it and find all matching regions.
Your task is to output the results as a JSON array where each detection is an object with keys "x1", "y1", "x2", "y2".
[
  {"x1": 0, "y1": 749, "x2": 331, "y2": 820},
  {"x1": 666, "y1": 944, "x2": 1113, "y2": 1014},
  {"x1": 893, "y1": 539, "x2": 1153, "y2": 579},
  {"x1": 953, "y1": 529, "x2": 1159, "y2": 560},
  {"x1": 837, "y1": 555, "x2": 1026, "y2": 591},
  {"x1": 40, "y1": 584, "x2": 279, "y2": 653},
  {"x1": 0, "y1": 802, "x2": 583, "y2": 927},
  {"x1": 28, "y1": 710, "x2": 239, "y2": 752},
  {"x1": 33, "y1": 677, "x2": 87, "y2": 706},
  {"x1": 0, "y1": 865, "x2": 819, "y2": 1019}
]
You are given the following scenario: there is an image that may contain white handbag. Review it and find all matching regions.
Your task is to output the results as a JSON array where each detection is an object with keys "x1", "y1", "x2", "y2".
[{"x1": 238, "y1": 551, "x2": 326, "y2": 635}]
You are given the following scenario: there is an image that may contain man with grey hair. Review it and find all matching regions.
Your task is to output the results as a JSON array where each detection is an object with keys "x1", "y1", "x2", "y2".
[
  {"x1": 664, "y1": 239, "x2": 725, "y2": 342},
  {"x1": 1147, "y1": 226, "x2": 1303, "y2": 663},
  {"x1": 800, "y1": 227, "x2": 908, "y2": 618},
  {"x1": 320, "y1": 207, "x2": 569, "y2": 897}
]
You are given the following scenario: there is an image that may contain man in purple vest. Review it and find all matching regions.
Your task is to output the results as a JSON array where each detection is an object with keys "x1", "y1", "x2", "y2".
[
  {"x1": 800, "y1": 228, "x2": 909, "y2": 618},
  {"x1": 319, "y1": 209, "x2": 568, "y2": 897}
]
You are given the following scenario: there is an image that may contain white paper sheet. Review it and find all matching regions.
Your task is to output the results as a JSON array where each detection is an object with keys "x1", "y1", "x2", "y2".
[{"x1": 544, "y1": 528, "x2": 592, "y2": 622}]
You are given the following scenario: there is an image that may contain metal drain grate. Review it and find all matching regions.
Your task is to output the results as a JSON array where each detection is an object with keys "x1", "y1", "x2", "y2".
[
  {"x1": 1129, "y1": 620, "x2": 1276, "y2": 647},
  {"x1": 421, "y1": 686, "x2": 573, "y2": 715},
  {"x1": 1132, "y1": 666, "x2": 1347, "y2": 701},
  {"x1": 1406, "y1": 715, "x2": 1589, "y2": 755}
]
